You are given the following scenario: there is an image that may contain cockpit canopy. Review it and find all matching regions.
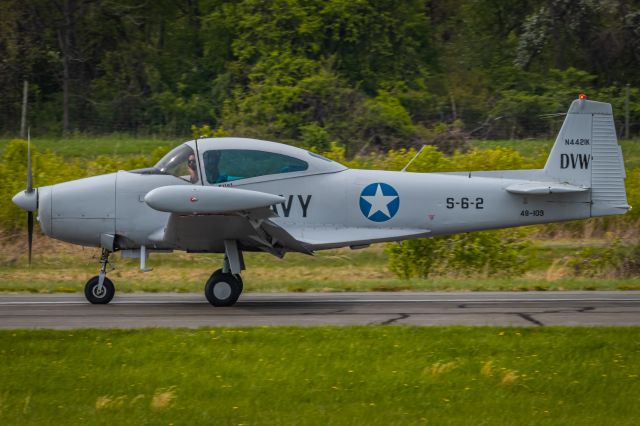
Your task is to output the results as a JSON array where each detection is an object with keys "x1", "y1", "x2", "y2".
[{"x1": 151, "y1": 137, "x2": 347, "y2": 185}]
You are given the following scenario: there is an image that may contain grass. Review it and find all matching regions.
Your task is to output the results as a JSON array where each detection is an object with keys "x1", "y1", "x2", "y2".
[
  {"x1": 620, "y1": 140, "x2": 640, "y2": 169},
  {"x1": 0, "y1": 327, "x2": 639, "y2": 425},
  {"x1": 1, "y1": 236, "x2": 639, "y2": 293}
]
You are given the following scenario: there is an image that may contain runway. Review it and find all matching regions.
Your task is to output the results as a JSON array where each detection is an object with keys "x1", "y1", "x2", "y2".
[{"x1": 1, "y1": 291, "x2": 639, "y2": 328}]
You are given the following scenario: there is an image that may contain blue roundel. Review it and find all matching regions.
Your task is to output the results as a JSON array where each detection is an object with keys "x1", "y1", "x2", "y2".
[{"x1": 359, "y1": 182, "x2": 400, "y2": 222}]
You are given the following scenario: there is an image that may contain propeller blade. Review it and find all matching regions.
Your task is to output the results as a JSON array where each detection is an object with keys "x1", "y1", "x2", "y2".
[
  {"x1": 27, "y1": 211, "x2": 33, "y2": 266},
  {"x1": 26, "y1": 127, "x2": 33, "y2": 193}
]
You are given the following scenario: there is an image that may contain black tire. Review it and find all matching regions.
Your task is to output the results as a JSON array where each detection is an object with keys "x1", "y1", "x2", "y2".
[
  {"x1": 204, "y1": 270, "x2": 243, "y2": 307},
  {"x1": 84, "y1": 276, "x2": 115, "y2": 304},
  {"x1": 210, "y1": 268, "x2": 243, "y2": 293}
]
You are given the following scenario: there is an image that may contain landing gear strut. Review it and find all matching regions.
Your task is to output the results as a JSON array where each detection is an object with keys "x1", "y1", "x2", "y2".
[
  {"x1": 204, "y1": 240, "x2": 244, "y2": 307},
  {"x1": 85, "y1": 249, "x2": 115, "y2": 304}
]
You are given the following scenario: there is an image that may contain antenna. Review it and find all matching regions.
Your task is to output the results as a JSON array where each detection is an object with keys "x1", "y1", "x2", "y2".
[{"x1": 401, "y1": 145, "x2": 427, "y2": 172}]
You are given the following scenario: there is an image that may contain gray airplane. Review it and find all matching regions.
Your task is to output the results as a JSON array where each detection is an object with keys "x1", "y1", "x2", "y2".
[{"x1": 12, "y1": 97, "x2": 630, "y2": 306}]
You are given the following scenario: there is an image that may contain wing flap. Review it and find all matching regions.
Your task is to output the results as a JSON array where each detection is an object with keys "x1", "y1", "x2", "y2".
[{"x1": 283, "y1": 226, "x2": 431, "y2": 249}]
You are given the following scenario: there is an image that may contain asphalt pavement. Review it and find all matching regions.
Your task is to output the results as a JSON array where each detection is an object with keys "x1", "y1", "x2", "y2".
[{"x1": 1, "y1": 291, "x2": 639, "y2": 328}]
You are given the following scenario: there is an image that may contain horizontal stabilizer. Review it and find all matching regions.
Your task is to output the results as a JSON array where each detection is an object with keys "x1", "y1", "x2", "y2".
[
  {"x1": 145, "y1": 185, "x2": 285, "y2": 214},
  {"x1": 505, "y1": 182, "x2": 589, "y2": 195}
]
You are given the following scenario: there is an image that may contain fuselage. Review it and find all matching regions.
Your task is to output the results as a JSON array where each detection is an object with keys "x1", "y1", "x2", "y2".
[
  {"x1": 23, "y1": 116, "x2": 627, "y2": 254},
  {"x1": 34, "y1": 165, "x2": 591, "y2": 252}
]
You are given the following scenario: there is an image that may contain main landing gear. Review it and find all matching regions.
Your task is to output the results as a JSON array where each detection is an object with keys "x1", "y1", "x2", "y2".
[
  {"x1": 85, "y1": 248, "x2": 115, "y2": 304},
  {"x1": 204, "y1": 240, "x2": 245, "y2": 307}
]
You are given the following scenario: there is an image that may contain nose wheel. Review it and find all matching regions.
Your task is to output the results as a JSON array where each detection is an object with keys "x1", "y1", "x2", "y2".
[
  {"x1": 84, "y1": 248, "x2": 115, "y2": 304},
  {"x1": 204, "y1": 269, "x2": 243, "y2": 307},
  {"x1": 85, "y1": 276, "x2": 115, "y2": 304}
]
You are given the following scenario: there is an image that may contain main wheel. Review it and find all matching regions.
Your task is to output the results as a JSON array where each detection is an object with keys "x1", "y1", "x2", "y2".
[
  {"x1": 204, "y1": 270, "x2": 243, "y2": 307},
  {"x1": 84, "y1": 276, "x2": 115, "y2": 304}
]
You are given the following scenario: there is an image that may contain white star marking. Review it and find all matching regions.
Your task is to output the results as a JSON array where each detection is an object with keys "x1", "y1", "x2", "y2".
[{"x1": 361, "y1": 184, "x2": 398, "y2": 218}]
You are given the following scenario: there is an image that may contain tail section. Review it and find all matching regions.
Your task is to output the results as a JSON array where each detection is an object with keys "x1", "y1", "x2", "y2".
[{"x1": 544, "y1": 98, "x2": 630, "y2": 216}]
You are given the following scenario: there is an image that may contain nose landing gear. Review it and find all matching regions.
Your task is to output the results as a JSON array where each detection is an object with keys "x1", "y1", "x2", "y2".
[{"x1": 84, "y1": 249, "x2": 115, "y2": 304}]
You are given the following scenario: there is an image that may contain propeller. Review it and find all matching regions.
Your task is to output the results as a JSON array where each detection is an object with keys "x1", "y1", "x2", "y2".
[
  {"x1": 12, "y1": 129, "x2": 38, "y2": 265},
  {"x1": 27, "y1": 211, "x2": 33, "y2": 265},
  {"x1": 27, "y1": 129, "x2": 33, "y2": 265},
  {"x1": 27, "y1": 128, "x2": 32, "y2": 193}
]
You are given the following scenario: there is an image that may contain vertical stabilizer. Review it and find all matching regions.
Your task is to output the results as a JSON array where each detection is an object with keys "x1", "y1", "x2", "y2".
[{"x1": 544, "y1": 98, "x2": 629, "y2": 216}]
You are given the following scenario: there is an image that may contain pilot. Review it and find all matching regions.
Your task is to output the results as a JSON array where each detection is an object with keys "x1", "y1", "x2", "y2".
[{"x1": 187, "y1": 154, "x2": 198, "y2": 183}]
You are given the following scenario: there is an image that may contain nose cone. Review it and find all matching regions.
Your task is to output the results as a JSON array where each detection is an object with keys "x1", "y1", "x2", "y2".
[{"x1": 12, "y1": 189, "x2": 38, "y2": 212}]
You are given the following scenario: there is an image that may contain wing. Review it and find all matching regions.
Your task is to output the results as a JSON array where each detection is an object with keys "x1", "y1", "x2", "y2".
[
  {"x1": 145, "y1": 185, "x2": 430, "y2": 256},
  {"x1": 145, "y1": 185, "x2": 312, "y2": 256},
  {"x1": 163, "y1": 209, "x2": 313, "y2": 256}
]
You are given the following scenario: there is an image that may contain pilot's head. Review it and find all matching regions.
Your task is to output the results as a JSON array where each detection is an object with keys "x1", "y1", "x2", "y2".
[{"x1": 187, "y1": 154, "x2": 198, "y2": 183}]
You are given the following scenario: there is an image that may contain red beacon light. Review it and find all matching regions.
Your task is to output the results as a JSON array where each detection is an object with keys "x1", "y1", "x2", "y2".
[{"x1": 579, "y1": 93, "x2": 588, "y2": 100}]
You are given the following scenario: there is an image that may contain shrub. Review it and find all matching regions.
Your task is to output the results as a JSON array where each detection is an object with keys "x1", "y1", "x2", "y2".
[
  {"x1": 568, "y1": 240, "x2": 640, "y2": 278},
  {"x1": 386, "y1": 230, "x2": 530, "y2": 279},
  {"x1": 386, "y1": 238, "x2": 441, "y2": 279}
]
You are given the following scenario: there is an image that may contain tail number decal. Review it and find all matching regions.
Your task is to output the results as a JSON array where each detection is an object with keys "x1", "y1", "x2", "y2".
[
  {"x1": 564, "y1": 138, "x2": 590, "y2": 146},
  {"x1": 560, "y1": 153, "x2": 590, "y2": 169},
  {"x1": 521, "y1": 209, "x2": 544, "y2": 217},
  {"x1": 446, "y1": 197, "x2": 484, "y2": 209}
]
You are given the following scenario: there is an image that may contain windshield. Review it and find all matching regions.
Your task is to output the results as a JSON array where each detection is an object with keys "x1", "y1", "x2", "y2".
[{"x1": 154, "y1": 144, "x2": 198, "y2": 183}]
